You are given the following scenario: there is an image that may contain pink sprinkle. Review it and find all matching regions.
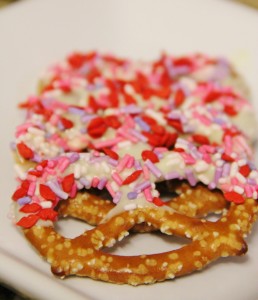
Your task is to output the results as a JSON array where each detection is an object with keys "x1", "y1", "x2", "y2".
[
  {"x1": 220, "y1": 183, "x2": 231, "y2": 192},
  {"x1": 93, "y1": 137, "x2": 122, "y2": 149},
  {"x1": 58, "y1": 157, "x2": 70, "y2": 172},
  {"x1": 224, "y1": 135, "x2": 232, "y2": 154},
  {"x1": 117, "y1": 154, "x2": 132, "y2": 172},
  {"x1": 143, "y1": 187, "x2": 153, "y2": 202},
  {"x1": 112, "y1": 172, "x2": 123, "y2": 185},
  {"x1": 126, "y1": 156, "x2": 135, "y2": 168},
  {"x1": 202, "y1": 153, "x2": 212, "y2": 163},
  {"x1": 93, "y1": 150, "x2": 100, "y2": 157},
  {"x1": 92, "y1": 177, "x2": 99, "y2": 188},
  {"x1": 106, "y1": 182, "x2": 115, "y2": 197},
  {"x1": 143, "y1": 165, "x2": 150, "y2": 180},
  {"x1": 27, "y1": 174, "x2": 37, "y2": 181},
  {"x1": 49, "y1": 114, "x2": 60, "y2": 126},
  {"x1": 181, "y1": 152, "x2": 196, "y2": 165},
  {"x1": 70, "y1": 183, "x2": 77, "y2": 198},
  {"x1": 27, "y1": 182, "x2": 36, "y2": 196},
  {"x1": 117, "y1": 128, "x2": 138, "y2": 142},
  {"x1": 193, "y1": 111, "x2": 211, "y2": 126},
  {"x1": 231, "y1": 177, "x2": 239, "y2": 185},
  {"x1": 245, "y1": 185, "x2": 253, "y2": 198}
]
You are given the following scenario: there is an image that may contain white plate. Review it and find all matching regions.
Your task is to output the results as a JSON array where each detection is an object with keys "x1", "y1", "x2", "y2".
[{"x1": 0, "y1": 0, "x2": 258, "y2": 299}]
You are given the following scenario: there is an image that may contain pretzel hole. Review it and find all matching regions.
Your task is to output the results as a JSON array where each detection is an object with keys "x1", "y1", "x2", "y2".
[
  {"x1": 56, "y1": 218, "x2": 94, "y2": 238},
  {"x1": 102, "y1": 231, "x2": 190, "y2": 256}
]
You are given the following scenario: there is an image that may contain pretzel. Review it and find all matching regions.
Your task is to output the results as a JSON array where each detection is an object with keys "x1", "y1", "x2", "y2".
[{"x1": 11, "y1": 52, "x2": 258, "y2": 285}]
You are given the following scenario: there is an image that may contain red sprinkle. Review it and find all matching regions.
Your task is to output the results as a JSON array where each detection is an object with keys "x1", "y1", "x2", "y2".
[
  {"x1": 12, "y1": 187, "x2": 28, "y2": 201},
  {"x1": 141, "y1": 150, "x2": 159, "y2": 163},
  {"x1": 221, "y1": 153, "x2": 235, "y2": 162},
  {"x1": 103, "y1": 148, "x2": 119, "y2": 160},
  {"x1": 153, "y1": 197, "x2": 165, "y2": 206},
  {"x1": 39, "y1": 184, "x2": 56, "y2": 201},
  {"x1": 87, "y1": 117, "x2": 107, "y2": 138},
  {"x1": 62, "y1": 174, "x2": 75, "y2": 193},
  {"x1": 37, "y1": 208, "x2": 58, "y2": 221},
  {"x1": 224, "y1": 191, "x2": 245, "y2": 204},
  {"x1": 17, "y1": 142, "x2": 34, "y2": 160},
  {"x1": 105, "y1": 115, "x2": 121, "y2": 129},
  {"x1": 122, "y1": 170, "x2": 142, "y2": 185},
  {"x1": 16, "y1": 215, "x2": 40, "y2": 228},
  {"x1": 192, "y1": 134, "x2": 210, "y2": 145},
  {"x1": 60, "y1": 117, "x2": 74, "y2": 129},
  {"x1": 204, "y1": 90, "x2": 222, "y2": 103},
  {"x1": 174, "y1": 89, "x2": 185, "y2": 107},
  {"x1": 224, "y1": 105, "x2": 237, "y2": 116},
  {"x1": 239, "y1": 164, "x2": 251, "y2": 177},
  {"x1": 20, "y1": 203, "x2": 42, "y2": 213},
  {"x1": 167, "y1": 119, "x2": 183, "y2": 132}
]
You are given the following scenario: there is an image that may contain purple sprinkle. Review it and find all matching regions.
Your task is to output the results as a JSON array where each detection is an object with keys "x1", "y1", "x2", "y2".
[
  {"x1": 247, "y1": 178, "x2": 256, "y2": 185},
  {"x1": 57, "y1": 121, "x2": 65, "y2": 131},
  {"x1": 81, "y1": 114, "x2": 97, "y2": 123},
  {"x1": 214, "y1": 167, "x2": 223, "y2": 184},
  {"x1": 80, "y1": 128, "x2": 87, "y2": 134},
  {"x1": 120, "y1": 104, "x2": 142, "y2": 114},
  {"x1": 134, "y1": 160, "x2": 142, "y2": 170},
  {"x1": 108, "y1": 158, "x2": 118, "y2": 167},
  {"x1": 134, "y1": 181, "x2": 151, "y2": 193},
  {"x1": 69, "y1": 152, "x2": 80, "y2": 163},
  {"x1": 134, "y1": 116, "x2": 150, "y2": 131},
  {"x1": 129, "y1": 129, "x2": 148, "y2": 142},
  {"x1": 98, "y1": 177, "x2": 108, "y2": 190},
  {"x1": 79, "y1": 177, "x2": 91, "y2": 189},
  {"x1": 32, "y1": 154, "x2": 42, "y2": 163},
  {"x1": 222, "y1": 163, "x2": 230, "y2": 177},
  {"x1": 113, "y1": 191, "x2": 122, "y2": 204},
  {"x1": 47, "y1": 180, "x2": 68, "y2": 199},
  {"x1": 68, "y1": 107, "x2": 86, "y2": 116},
  {"x1": 17, "y1": 196, "x2": 31, "y2": 205},
  {"x1": 208, "y1": 182, "x2": 216, "y2": 189},
  {"x1": 127, "y1": 191, "x2": 138, "y2": 200},
  {"x1": 76, "y1": 180, "x2": 84, "y2": 190},
  {"x1": 185, "y1": 169, "x2": 197, "y2": 186},
  {"x1": 213, "y1": 117, "x2": 225, "y2": 125},
  {"x1": 145, "y1": 160, "x2": 163, "y2": 178},
  {"x1": 164, "y1": 171, "x2": 180, "y2": 180}
]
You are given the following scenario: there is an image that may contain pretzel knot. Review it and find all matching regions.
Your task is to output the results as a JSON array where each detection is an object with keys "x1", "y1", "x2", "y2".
[
  {"x1": 22, "y1": 179, "x2": 258, "y2": 285},
  {"x1": 12, "y1": 52, "x2": 258, "y2": 285}
]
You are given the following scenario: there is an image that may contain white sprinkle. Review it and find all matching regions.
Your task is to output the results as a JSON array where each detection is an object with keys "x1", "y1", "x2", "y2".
[
  {"x1": 124, "y1": 203, "x2": 137, "y2": 211},
  {"x1": 194, "y1": 160, "x2": 209, "y2": 172},
  {"x1": 74, "y1": 164, "x2": 81, "y2": 179},
  {"x1": 28, "y1": 127, "x2": 45, "y2": 136},
  {"x1": 233, "y1": 186, "x2": 244, "y2": 194},
  {"x1": 146, "y1": 108, "x2": 166, "y2": 125},
  {"x1": 230, "y1": 162, "x2": 238, "y2": 177},
  {"x1": 40, "y1": 201, "x2": 52, "y2": 208},
  {"x1": 235, "y1": 172, "x2": 247, "y2": 184},
  {"x1": 14, "y1": 164, "x2": 26, "y2": 180}
]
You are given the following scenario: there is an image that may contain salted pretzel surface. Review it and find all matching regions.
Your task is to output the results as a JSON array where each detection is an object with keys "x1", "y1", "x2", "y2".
[{"x1": 11, "y1": 52, "x2": 258, "y2": 285}]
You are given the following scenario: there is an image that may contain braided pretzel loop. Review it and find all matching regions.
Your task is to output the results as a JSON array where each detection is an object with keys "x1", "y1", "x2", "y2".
[{"x1": 23, "y1": 183, "x2": 258, "y2": 285}]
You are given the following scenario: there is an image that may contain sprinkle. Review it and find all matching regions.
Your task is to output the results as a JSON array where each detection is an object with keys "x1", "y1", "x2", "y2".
[
  {"x1": 145, "y1": 159, "x2": 163, "y2": 178},
  {"x1": 124, "y1": 203, "x2": 137, "y2": 211},
  {"x1": 39, "y1": 184, "x2": 57, "y2": 201},
  {"x1": 185, "y1": 169, "x2": 197, "y2": 186},
  {"x1": 47, "y1": 181, "x2": 69, "y2": 199},
  {"x1": 123, "y1": 170, "x2": 142, "y2": 185},
  {"x1": 16, "y1": 215, "x2": 40, "y2": 228},
  {"x1": 153, "y1": 197, "x2": 165, "y2": 206},
  {"x1": 17, "y1": 142, "x2": 34, "y2": 160},
  {"x1": 117, "y1": 154, "x2": 132, "y2": 172},
  {"x1": 79, "y1": 177, "x2": 91, "y2": 189},
  {"x1": 143, "y1": 187, "x2": 153, "y2": 202},
  {"x1": 17, "y1": 196, "x2": 31, "y2": 205},
  {"x1": 27, "y1": 182, "x2": 36, "y2": 197},
  {"x1": 224, "y1": 191, "x2": 245, "y2": 204},
  {"x1": 134, "y1": 116, "x2": 150, "y2": 131},
  {"x1": 127, "y1": 191, "x2": 138, "y2": 200},
  {"x1": 98, "y1": 177, "x2": 108, "y2": 190},
  {"x1": 106, "y1": 182, "x2": 115, "y2": 197},
  {"x1": 233, "y1": 186, "x2": 244, "y2": 194},
  {"x1": 92, "y1": 177, "x2": 100, "y2": 188},
  {"x1": 20, "y1": 203, "x2": 41, "y2": 213},
  {"x1": 164, "y1": 171, "x2": 180, "y2": 180},
  {"x1": 93, "y1": 137, "x2": 123, "y2": 149},
  {"x1": 62, "y1": 174, "x2": 75, "y2": 192},
  {"x1": 141, "y1": 150, "x2": 159, "y2": 163},
  {"x1": 112, "y1": 172, "x2": 123, "y2": 185},
  {"x1": 113, "y1": 191, "x2": 122, "y2": 204}
]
